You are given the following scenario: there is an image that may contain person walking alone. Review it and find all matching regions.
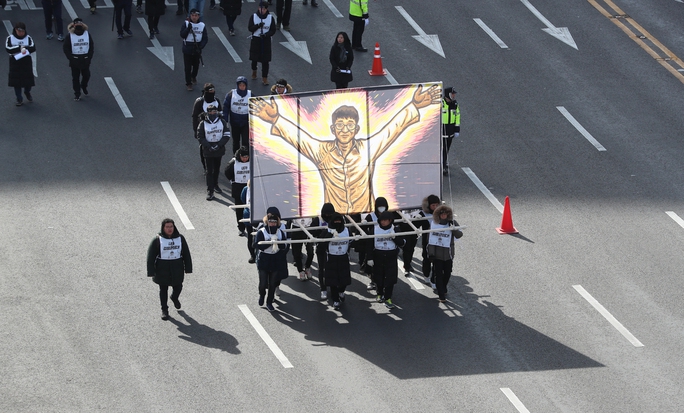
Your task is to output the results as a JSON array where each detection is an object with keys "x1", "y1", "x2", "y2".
[
  {"x1": 180, "y1": 9, "x2": 208, "y2": 90},
  {"x1": 5, "y1": 22, "x2": 35, "y2": 106},
  {"x1": 145, "y1": 0, "x2": 166, "y2": 39},
  {"x1": 63, "y1": 18, "x2": 94, "y2": 102}
]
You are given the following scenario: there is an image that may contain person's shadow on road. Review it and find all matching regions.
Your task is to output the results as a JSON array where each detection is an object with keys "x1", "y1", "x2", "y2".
[{"x1": 168, "y1": 311, "x2": 241, "y2": 354}]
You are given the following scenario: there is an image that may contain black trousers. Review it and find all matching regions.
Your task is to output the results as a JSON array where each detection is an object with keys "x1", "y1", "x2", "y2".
[
  {"x1": 251, "y1": 60, "x2": 270, "y2": 78},
  {"x1": 350, "y1": 16, "x2": 365, "y2": 48},
  {"x1": 41, "y1": 0, "x2": 63, "y2": 35},
  {"x1": 432, "y1": 259, "x2": 453, "y2": 300},
  {"x1": 422, "y1": 247, "x2": 433, "y2": 280},
  {"x1": 291, "y1": 241, "x2": 313, "y2": 272},
  {"x1": 258, "y1": 269, "x2": 281, "y2": 305},
  {"x1": 329, "y1": 285, "x2": 346, "y2": 303},
  {"x1": 183, "y1": 53, "x2": 201, "y2": 85},
  {"x1": 148, "y1": 14, "x2": 161, "y2": 31},
  {"x1": 276, "y1": 0, "x2": 292, "y2": 26},
  {"x1": 442, "y1": 135, "x2": 454, "y2": 168},
  {"x1": 71, "y1": 66, "x2": 91, "y2": 97},
  {"x1": 159, "y1": 283, "x2": 183, "y2": 311},
  {"x1": 315, "y1": 247, "x2": 327, "y2": 291},
  {"x1": 114, "y1": 0, "x2": 132, "y2": 34},
  {"x1": 402, "y1": 234, "x2": 418, "y2": 272},
  {"x1": 230, "y1": 122, "x2": 250, "y2": 153},
  {"x1": 373, "y1": 252, "x2": 398, "y2": 300},
  {"x1": 205, "y1": 156, "x2": 222, "y2": 192},
  {"x1": 198, "y1": 143, "x2": 206, "y2": 172}
]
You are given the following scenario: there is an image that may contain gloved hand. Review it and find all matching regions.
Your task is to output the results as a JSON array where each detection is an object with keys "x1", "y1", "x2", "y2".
[
  {"x1": 454, "y1": 133, "x2": 460, "y2": 138},
  {"x1": 330, "y1": 229, "x2": 339, "y2": 238},
  {"x1": 366, "y1": 260, "x2": 374, "y2": 267},
  {"x1": 258, "y1": 22, "x2": 265, "y2": 27}
]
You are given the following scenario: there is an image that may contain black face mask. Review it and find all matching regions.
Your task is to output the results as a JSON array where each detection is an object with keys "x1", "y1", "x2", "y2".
[
  {"x1": 207, "y1": 113, "x2": 218, "y2": 122},
  {"x1": 74, "y1": 26, "x2": 84, "y2": 35},
  {"x1": 267, "y1": 225, "x2": 279, "y2": 234},
  {"x1": 332, "y1": 221, "x2": 345, "y2": 233},
  {"x1": 204, "y1": 92, "x2": 215, "y2": 101}
]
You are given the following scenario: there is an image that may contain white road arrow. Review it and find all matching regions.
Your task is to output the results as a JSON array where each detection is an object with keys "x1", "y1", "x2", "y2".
[
  {"x1": 395, "y1": 6, "x2": 445, "y2": 58},
  {"x1": 280, "y1": 31, "x2": 311, "y2": 64},
  {"x1": 137, "y1": 18, "x2": 174, "y2": 70},
  {"x1": 520, "y1": 0, "x2": 577, "y2": 50}
]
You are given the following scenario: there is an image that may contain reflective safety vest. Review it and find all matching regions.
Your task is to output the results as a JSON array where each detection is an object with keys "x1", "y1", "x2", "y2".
[
  {"x1": 184, "y1": 22, "x2": 205, "y2": 43},
  {"x1": 230, "y1": 89, "x2": 251, "y2": 115},
  {"x1": 349, "y1": 0, "x2": 368, "y2": 17},
  {"x1": 442, "y1": 99, "x2": 460, "y2": 127}
]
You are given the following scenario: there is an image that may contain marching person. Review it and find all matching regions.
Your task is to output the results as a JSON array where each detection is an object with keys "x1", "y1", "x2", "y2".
[
  {"x1": 147, "y1": 218, "x2": 193, "y2": 320},
  {"x1": 275, "y1": 0, "x2": 292, "y2": 31},
  {"x1": 329, "y1": 31, "x2": 353, "y2": 89},
  {"x1": 191, "y1": 83, "x2": 222, "y2": 174},
  {"x1": 302, "y1": 0, "x2": 317, "y2": 7},
  {"x1": 113, "y1": 0, "x2": 134, "y2": 39},
  {"x1": 145, "y1": 0, "x2": 166, "y2": 39},
  {"x1": 241, "y1": 180, "x2": 257, "y2": 264},
  {"x1": 180, "y1": 9, "x2": 208, "y2": 91},
  {"x1": 224, "y1": 146, "x2": 250, "y2": 236},
  {"x1": 426, "y1": 204, "x2": 463, "y2": 302},
  {"x1": 319, "y1": 213, "x2": 355, "y2": 310},
  {"x1": 254, "y1": 207, "x2": 290, "y2": 312},
  {"x1": 315, "y1": 203, "x2": 336, "y2": 299},
  {"x1": 442, "y1": 86, "x2": 460, "y2": 176},
  {"x1": 288, "y1": 216, "x2": 316, "y2": 281},
  {"x1": 222, "y1": 76, "x2": 251, "y2": 154},
  {"x1": 247, "y1": 1, "x2": 276, "y2": 85},
  {"x1": 41, "y1": 0, "x2": 64, "y2": 41},
  {"x1": 366, "y1": 211, "x2": 405, "y2": 309},
  {"x1": 413, "y1": 194, "x2": 441, "y2": 287},
  {"x1": 197, "y1": 104, "x2": 230, "y2": 200},
  {"x1": 5, "y1": 22, "x2": 35, "y2": 107},
  {"x1": 220, "y1": 0, "x2": 242, "y2": 36},
  {"x1": 270, "y1": 78, "x2": 292, "y2": 95},
  {"x1": 360, "y1": 196, "x2": 389, "y2": 291},
  {"x1": 348, "y1": 0, "x2": 368, "y2": 52},
  {"x1": 63, "y1": 18, "x2": 94, "y2": 102}
]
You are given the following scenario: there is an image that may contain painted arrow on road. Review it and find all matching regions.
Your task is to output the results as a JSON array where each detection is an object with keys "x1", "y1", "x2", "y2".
[
  {"x1": 520, "y1": 0, "x2": 577, "y2": 50},
  {"x1": 395, "y1": 6, "x2": 445, "y2": 58},
  {"x1": 137, "y1": 18, "x2": 174, "y2": 70},
  {"x1": 280, "y1": 31, "x2": 312, "y2": 64}
]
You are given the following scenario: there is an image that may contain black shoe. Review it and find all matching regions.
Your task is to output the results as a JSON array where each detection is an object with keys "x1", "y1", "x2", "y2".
[
  {"x1": 171, "y1": 297, "x2": 181, "y2": 309},
  {"x1": 154, "y1": 27, "x2": 160, "y2": 34},
  {"x1": 311, "y1": 0, "x2": 318, "y2": 6},
  {"x1": 238, "y1": 230, "x2": 247, "y2": 237},
  {"x1": 149, "y1": 31, "x2": 154, "y2": 40},
  {"x1": 266, "y1": 303, "x2": 275, "y2": 312},
  {"x1": 82, "y1": 87, "x2": 88, "y2": 96},
  {"x1": 15, "y1": 100, "x2": 23, "y2": 106},
  {"x1": 161, "y1": 310, "x2": 170, "y2": 320},
  {"x1": 125, "y1": 29, "x2": 133, "y2": 36},
  {"x1": 25, "y1": 92, "x2": 32, "y2": 102},
  {"x1": 248, "y1": 257, "x2": 256, "y2": 264},
  {"x1": 302, "y1": 0, "x2": 307, "y2": 4},
  {"x1": 206, "y1": 191, "x2": 214, "y2": 201},
  {"x1": 355, "y1": 46, "x2": 368, "y2": 52},
  {"x1": 136, "y1": 4, "x2": 143, "y2": 13},
  {"x1": 258, "y1": 295, "x2": 265, "y2": 306},
  {"x1": 74, "y1": 95, "x2": 81, "y2": 101},
  {"x1": 443, "y1": 167, "x2": 448, "y2": 176},
  {"x1": 214, "y1": 185, "x2": 222, "y2": 193}
]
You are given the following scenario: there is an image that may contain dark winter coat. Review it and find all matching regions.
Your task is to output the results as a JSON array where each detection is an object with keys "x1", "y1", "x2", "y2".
[
  {"x1": 248, "y1": 11, "x2": 276, "y2": 62},
  {"x1": 329, "y1": 43, "x2": 354, "y2": 84},
  {"x1": 223, "y1": 147, "x2": 249, "y2": 201},
  {"x1": 220, "y1": 0, "x2": 241, "y2": 16},
  {"x1": 254, "y1": 224, "x2": 289, "y2": 278},
  {"x1": 180, "y1": 21, "x2": 208, "y2": 55},
  {"x1": 191, "y1": 93, "x2": 222, "y2": 137},
  {"x1": 63, "y1": 22, "x2": 94, "y2": 69},
  {"x1": 426, "y1": 205, "x2": 463, "y2": 261},
  {"x1": 5, "y1": 30, "x2": 35, "y2": 88},
  {"x1": 197, "y1": 116, "x2": 230, "y2": 157},
  {"x1": 145, "y1": 0, "x2": 166, "y2": 16},
  {"x1": 147, "y1": 227, "x2": 193, "y2": 286},
  {"x1": 319, "y1": 229, "x2": 355, "y2": 287}
]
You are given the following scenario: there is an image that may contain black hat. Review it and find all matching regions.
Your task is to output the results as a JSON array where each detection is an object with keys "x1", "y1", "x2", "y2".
[
  {"x1": 427, "y1": 194, "x2": 441, "y2": 206},
  {"x1": 275, "y1": 79, "x2": 288, "y2": 87},
  {"x1": 206, "y1": 104, "x2": 218, "y2": 112},
  {"x1": 266, "y1": 206, "x2": 281, "y2": 219},
  {"x1": 73, "y1": 17, "x2": 83, "y2": 24},
  {"x1": 203, "y1": 83, "x2": 215, "y2": 92},
  {"x1": 258, "y1": 1, "x2": 269, "y2": 7},
  {"x1": 444, "y1": 87, "x2": 457, "y2": 95},
  {"x1": 238, "y1": 146, "x2": 249, "y2": 158}
]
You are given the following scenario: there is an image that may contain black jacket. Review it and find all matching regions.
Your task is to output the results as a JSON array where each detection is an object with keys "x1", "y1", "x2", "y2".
[
  {"x1": 63, "y1": 22, "x2": 94, "y2": 69},
  {"x1": 147, "y1": 229, "x2": 192, "y2": 285}
]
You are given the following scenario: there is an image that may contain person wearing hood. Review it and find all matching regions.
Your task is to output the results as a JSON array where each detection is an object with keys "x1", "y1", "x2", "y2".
[
  {"x1": 329, "y1": 31, "x2": 353, "y2": 89},
  {"x1": 270, "y1": 78, "x2": 292, "y2": 95},
  {"x1": 223, "y1": 76, "x2": 252, "y2": 154},
  {"x1": 318, "y1": 212, "x2": 355, "y2": 310},
  {"x1": 366, "y1": 211, "x2": 405, "y2": 309},
  {"x1": 180, "y1": 9, "x2": 208, "y2": 91},
  {"x1": 224, "y1": 146, "x2": 250, "y2": 236},
  {"x1": 254, "y1": 207, "x2": 290, "y2": 312},
  {"x1": 287, "y1": 213, "x2": 318, "y2": 281},
  {"x1": 63, "y1": 18, "x2": 94, "y2": 102},
  {"x1": 147, "y1": 218, "x2": 193, "y2": 320},
  {"x1": 426, "y1": 204, "x2": 463, "y2": 302},
  {"x1": 5, "y1": 22, "x2": 35, "y2": 107},
  {"x1": 314, "y1": 202, "x2": 336, "y2": 299},
  {"x1": 360, "y1": 196, "x2": 390, "y2": 291},
  {"x1": 247, "y1": 1, "x2": 276, "y2": 86},
  {"x1": 409, "y1": 194, "x2": 441, "y2": 286},
  {"x1": 192, "y1": 83, "x2": 222, "y2": 173},
  {"x1": 197, "y1": 104, "x2": 231, "y2": 200}
]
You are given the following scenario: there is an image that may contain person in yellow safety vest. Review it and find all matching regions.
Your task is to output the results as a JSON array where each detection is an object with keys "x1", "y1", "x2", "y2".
[
  {"x1": 348, "y1": 0, "x2": 368, "y2": 52},
  {"x1": 441, "y1": 86, "x2": 460, "y2": 176}
]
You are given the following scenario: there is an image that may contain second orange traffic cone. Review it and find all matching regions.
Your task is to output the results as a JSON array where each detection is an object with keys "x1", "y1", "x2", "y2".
[
  {"x1": 496, "y1": 196, "x2": 518, "y2": 234},
  {"x1": 368, "y1": 42, "x2": 387, "y2": 76}
]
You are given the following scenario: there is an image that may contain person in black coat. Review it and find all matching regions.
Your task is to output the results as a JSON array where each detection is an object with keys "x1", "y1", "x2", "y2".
[
  {"x1": 254, "y1": 207, "x2": 290, "y2": 312},
  {"x1": 365, "y1": 211, "x2": 405, "y2": 309},
  {"x1": 220, "y1": 0, "x2": 242, "y2": 36},
  {"x1": 318, "y1": 213, "x2": 356, "y2": 310},
  {"x1": 5, "y1": 22, "x2": 35, "y2": 106},
  {"x1": 145, "y1": 0, "x2": 166, "y2": 39},
  {"x1": 329, "y1": 31, "x2": 353, "y2": 89},
  {"x1": 224, "y1": 146, "x2": 250, "y2": 236},
  {"x1": 180, "y1": 9, "x2": 209, "y2": 90},
  {"x1": 63, "y1": 18, "x2": 94, "y2": 101},
  {"x1": 197, "y1": 104, "x2": 230, "y2": 200},
  {"x1": 248, "y1": 1, "x2": 276, "y2": 85},
  {"x1": 191, "y1": 83, "x2": 222, "y2": 173},
  {"x1": 147, "y1": 218, "x2": 193, "y2": 320}
]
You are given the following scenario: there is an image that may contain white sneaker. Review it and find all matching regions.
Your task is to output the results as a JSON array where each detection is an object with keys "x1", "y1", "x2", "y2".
[
  {"x1": 366, "y1": 282, "x2": 376, "y2": 291},
  {"x1": 321, "y1": 290, "x2": 327, "y2": 300},
  {"x1": 431, "y1": 282, "x2": 437, "y2": 290},
  {"x1": 305, "y1": 268, "x2": 313, "y2": 279},
  {"x1": 298, "y1": 271, "x2": 307, "y2": 281},
  {"x1": 333, "y1": 301, "x2": 340, "y2": 309},
  {"x1": 425, "y1": 276, "x2": 431, "y2": 284},
  {"x1": 275, "y1": 286, "x2": 281, "y2": 296},
  {"x1": 339, "y1": 291, "x2": 345, "y2": 302}
]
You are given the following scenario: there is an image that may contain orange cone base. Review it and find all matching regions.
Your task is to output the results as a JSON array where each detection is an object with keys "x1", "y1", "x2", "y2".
[
  {"x1": 368, "y1": 69, "x2": 387, "y2": 76},
  {"x1": 496, "y1": 226, "x2": 518, "y2": 234}
]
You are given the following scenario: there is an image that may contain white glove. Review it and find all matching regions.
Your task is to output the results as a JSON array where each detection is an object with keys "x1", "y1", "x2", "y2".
[
  {"x1": 366, "y1": 260, "x2": 374, "y2": 267},
  {"x1": 454, "y1": 132, "x2": 460, "y2": 138},
  {"x1": 330, "y1": 229, "x2": 339, "y2": 238}
]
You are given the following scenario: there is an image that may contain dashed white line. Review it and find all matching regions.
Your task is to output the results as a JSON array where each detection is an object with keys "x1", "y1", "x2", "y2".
[
  {"x1": 557, "y1": 106, "x2": 606, "y2": 151},
  {"x1": 573, "y1": 285, "x2": 644, "y2": 347},
  {"x1": 321, "y1": 0, "x2": 343, "y2": 18},
  {"x1": 461, "y1": 167, "x2": 504, "y2": 213},
  {"x1": 105, "y1": 77, "x2": 133, "y2": 118},
  {"x1": 501, "y1": 388, "x2": 531, "y2": 413},
  {"x1": 474, "y1": 18, "x2": 509, "y2": 49},
  {"x1": 666, "y1": 211, "x2": 684, "y2": 229},
  {"x1": 160, "y1": 181, "x2": 195, "y2": 230},
  {"x1": 213, "y1": 27, "x2": 243, "y2": 63},
  {"x1": 239, "y1": 304, "x2": 294, "y2": 368}
]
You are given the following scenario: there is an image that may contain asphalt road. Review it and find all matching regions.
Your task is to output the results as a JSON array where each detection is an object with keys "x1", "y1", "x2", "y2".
[{"x1": 2, "y1": 0, "x2": 684, "y2": 411}]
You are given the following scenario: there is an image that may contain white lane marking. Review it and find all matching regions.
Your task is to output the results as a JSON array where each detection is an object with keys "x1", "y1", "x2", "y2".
[
  {"x1": 461, "y1": 167, "x2": 504, "y2": 213},
  {"x1": 238, "y1": 304, "x2": 294, "y2": 368},
  {"x1": 473, "y1": 18, "x2": 509, "y2": 49},
  {"x1": 160, "y1": 181, "x2": 195, "y2": 230},
  {"x1": 62, "y1": 0, "x2": 79, "y2": 21},
  {"x1": 213, "y1": 27, "x2": 242, "y2": 63},
  {"x1": 573, "y1": 285, "x2": 644, "y2": 347},
  {"x1": 384, "y1": 69, "x2": 399, "y2": 85},
  {"x1": 501, "y1": 388, "x2": 531, "y2": 413},
  {"x1": 399, "y1": 261, "x2": 425, "y2": 290},
  {"x1": 666, "y1": 211, "x2": 684, "y2": 228},
  {"x1": 395, "y1": 6, "x2": 445, "y2": 57},
  {"x1": 557, "y1": 106, "x2": 606, "y2": 151},
  {"x1": 104, "y1": 77, "x2": 133, "y2": 118},
  {"x1": 321, "y1": 0, "x2": 343, "y2": 17}
]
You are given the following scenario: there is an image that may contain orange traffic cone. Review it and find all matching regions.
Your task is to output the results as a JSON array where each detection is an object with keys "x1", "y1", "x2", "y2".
[
  {"x1": 368, "y1": 42, "x2": 387, "y2": 76},
  {"x1": 496, "y1": 196, "x2": 518, "y2": 234}
]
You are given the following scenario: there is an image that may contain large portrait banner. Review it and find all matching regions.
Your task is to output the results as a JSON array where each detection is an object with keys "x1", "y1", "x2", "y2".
[{"x1": 248, "y1": 82, "x2": 443, "y2": 220}]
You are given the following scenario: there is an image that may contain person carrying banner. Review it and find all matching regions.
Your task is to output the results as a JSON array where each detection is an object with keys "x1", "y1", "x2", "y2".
[
  {"x1": 366, "y1": 211, "x2": 405, "y2": 309},
  {"x1": 426, "y1": 204, "x2": 463, "y2": 302},
  {"x1": 224, "y1": 146, "x2": 250, "y2": 236}
]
